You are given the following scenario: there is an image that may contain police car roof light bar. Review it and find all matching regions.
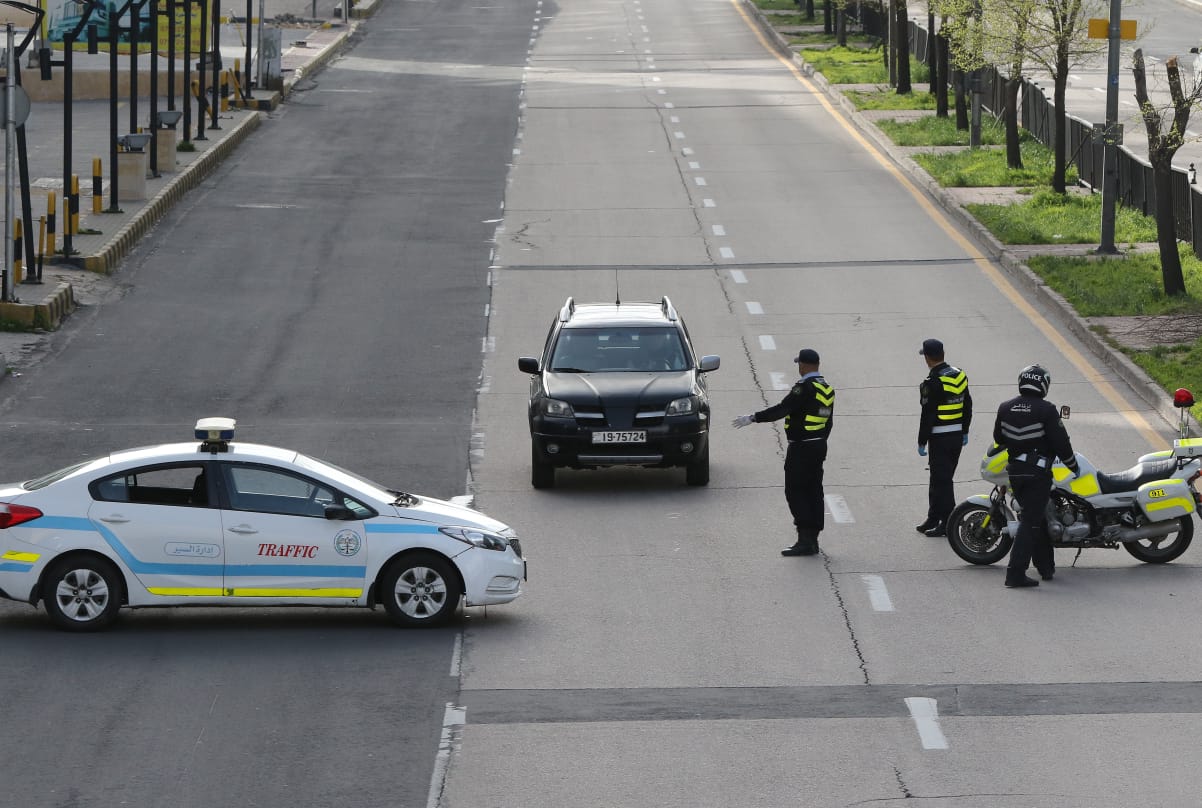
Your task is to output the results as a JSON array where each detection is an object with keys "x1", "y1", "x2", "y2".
[{"x1": 195, "y1": 417, "x2": 236, "y2": 453}]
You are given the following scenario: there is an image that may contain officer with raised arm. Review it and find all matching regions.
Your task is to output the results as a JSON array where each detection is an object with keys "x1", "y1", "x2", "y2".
[{"x1": 732, "y1": 348, "x2": 835, "y2": 557}]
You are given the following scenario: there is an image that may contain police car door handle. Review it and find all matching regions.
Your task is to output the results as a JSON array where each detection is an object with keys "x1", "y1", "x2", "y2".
[
  {"x1": 227, "y1": 525, "x2": 258, "y2": 535},
  {"x1": 98, "y1": 515, "x2": 129, "y2": 524}
]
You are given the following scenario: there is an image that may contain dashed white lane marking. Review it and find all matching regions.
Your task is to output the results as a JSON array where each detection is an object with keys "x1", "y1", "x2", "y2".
[
  {"x1": 711, "y1": 224, "x2": 725, "y2": 235},
  {"x1": 861, "y1": 574, "x2": 894, "y2": 612},
  {"x1": 426, "y1": 703, "x2": 467, "y2": 808},
  {"x1": 759, "y1": 334, "x2": 776, "y2": 350},
  {"x1": 719, "y1": 247, "x2": 734, "y2": 259},
  {"x1": 771, "y1": 372, "x2": 789, "y2": 390},
  {"x1": 512, "y1": 148, "x2": 521, "y2": 156},
  {"x1": 694, "y1": 177, "x2": 707, "y2": 186},
  {"x1": 482, "y1": 336, "x2": 495, "y2": 353},
  {"x1": 689, "y1": 161, "x2": 701, "y2": 169},
  {"x1": 449, "y1": 633, "x2": 464, "y2": 676},
  {"x1": 657, "y1": 88, "x2": 666, "y2": 94},
  {"x1": 670, "y1": 115, "x2": 680, "y2": 123},
  {"x1": 665, "y1": 102, "x2": 674, "y2": 108},
  {"x1": 745, "y1": 301, "x2": 763, "y2": 314},
  {"x1": 702, "y1": 198, "x2": 715, "y2": 207},
  {"x1": 730, "y1": 269, "x2": 747, "y2": 283},
  {"x1": 905, "y1": 698, "x2": 949, "y2": 750},
  {"x1": 825, "y1": 493, "x2": 854, "y2": 524},
  {"x1": 652, "y1": 75, "x2": 661, "y2": 82},
  {"x1": 681, "y1": 146, "x2": 693, "y2": 155},
  {"x1": 674, "y1": 131, "x2": 686, "y2": 138}
]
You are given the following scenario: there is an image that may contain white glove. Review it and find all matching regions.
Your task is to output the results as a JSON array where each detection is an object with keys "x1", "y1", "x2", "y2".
[{"x1": 732, "y1": 414, "x2": 754, "y2": 429}]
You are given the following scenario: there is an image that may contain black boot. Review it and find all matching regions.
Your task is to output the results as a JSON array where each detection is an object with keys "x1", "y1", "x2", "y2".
[
  {"x1": 1005, "y1": 574, "x2": 1039, "y2": 588},
  {"x1": 915, "y1": 518, "x2": 939, "y2": 533},
  {"x1": 782, "y1": 529, "x2": 819, "y2": 556}
]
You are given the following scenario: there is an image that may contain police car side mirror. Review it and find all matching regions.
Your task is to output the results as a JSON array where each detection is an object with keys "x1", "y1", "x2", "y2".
[
  {"x1": 1060, "y1": 405, "x2": 1071, "y2": 420},
  {"x1": 324, "y1": 505, "x2": 357, "y2": 520}
]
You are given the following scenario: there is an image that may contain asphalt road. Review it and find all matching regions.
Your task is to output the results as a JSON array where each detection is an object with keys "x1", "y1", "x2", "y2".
[
  {"x1": 0, "y1": 0, "x2": 534, "y2": 805},
  {"x1": 3, "y1": 0, "x2": 1202, "y2": 806}
]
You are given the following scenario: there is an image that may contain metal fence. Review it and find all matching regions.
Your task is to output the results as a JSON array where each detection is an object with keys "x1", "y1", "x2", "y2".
[{"x1": 845, "y1": 6, "x2": 1200, "y2": 255}]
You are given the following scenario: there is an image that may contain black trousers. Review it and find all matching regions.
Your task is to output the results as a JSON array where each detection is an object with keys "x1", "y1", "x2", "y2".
[
  {"x1": 785, "y1": 439, "x2": 827, "y2": 532},
  {"x1": 1008, "y1": 467, "x2": 1055, "y2": 578},
  {"x1": 926, "y1": 432, "x2": 964, "y2": 524}
]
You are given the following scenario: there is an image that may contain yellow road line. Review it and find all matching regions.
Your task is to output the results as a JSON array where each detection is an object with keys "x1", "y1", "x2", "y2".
[{"x1": 729, "y1": 0, "x2": 1164, "y2": 449}]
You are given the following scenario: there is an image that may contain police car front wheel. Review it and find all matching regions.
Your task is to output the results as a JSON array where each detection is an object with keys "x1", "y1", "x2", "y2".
[
  {"x1": 380, "y1": 553, "x2": 460, "y2": 627},
  {"x1": 42, "y1": 555, "x2": 124, "y2": 632}
]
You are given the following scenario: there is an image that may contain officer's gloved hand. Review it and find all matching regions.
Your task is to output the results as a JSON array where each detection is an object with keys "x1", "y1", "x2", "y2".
[
  {"x1": 1065, "y1": 458, "x2": 1081, "y2": 478},
  {"x1": 962, "y1": 433, "x2": 969, "y2": 447},
  {"x1": 732, "y1": 414, "x2": 755, "y2": 429},
  {"x1": 917, "y1": 444, "x2": 927, "y2": 457}
]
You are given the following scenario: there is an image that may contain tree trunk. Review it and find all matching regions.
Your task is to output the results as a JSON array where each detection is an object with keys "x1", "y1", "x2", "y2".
[
  {"x1": 805, "y1": 0, "x2": 814, "y2": 21},
  {"x1": 953, "y1": 69, "x2": 968, "y2": 129},
  {"x1": 824, "y1": 0, "x2": 833, "y2": 34},
  {"x1": 1153, "y1": 166, "x2": 1186, "y2": 296},
  {"x1": 836, "y1": 5, "x2": 847, "y2": 47},
  {"x1": 895, "y1": 0, "x2": 911, "y2": 94},
  {"x1": 927, "y1": 11, "x2": 938, "y2": 94},
  {"x1": 1052, "y1": 69, "x2": 1068, "y2": 194},
  {"x1": 1005, "y1": 76, "x2": 1023, "y2": 169},
  {"x1": 935, "y1": 30, "x2": 949, "y2": 118},
  {"x1": 1133, "y1": 48, "x2": 1192, "y2": 296}
]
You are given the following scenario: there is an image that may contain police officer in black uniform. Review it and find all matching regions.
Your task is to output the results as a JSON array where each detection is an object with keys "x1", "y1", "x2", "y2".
[
  {"x1": 732, "y1": 348, "x2": 835, "y2": 556},
  {"x1": 993, "y1": 364, "x2": 1078, "y2": 588},
  {"x1": 916, "y1": 338, "x2": 973, "y2": 537}
]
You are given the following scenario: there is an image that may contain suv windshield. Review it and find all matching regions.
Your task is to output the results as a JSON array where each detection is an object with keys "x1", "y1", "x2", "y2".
[{"x1": 550, "y1": 327, "x2": 689, "y2": 373}]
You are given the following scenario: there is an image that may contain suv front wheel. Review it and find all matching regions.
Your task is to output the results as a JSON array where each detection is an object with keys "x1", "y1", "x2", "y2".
[{"x1": 685, "y1": 443, "x2": 710, "y2": 486}]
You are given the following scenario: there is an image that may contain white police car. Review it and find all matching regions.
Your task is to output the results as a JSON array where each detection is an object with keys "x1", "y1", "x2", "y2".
[{"x1": 0, "y1": 418, "x2": 525, "y2": 631}]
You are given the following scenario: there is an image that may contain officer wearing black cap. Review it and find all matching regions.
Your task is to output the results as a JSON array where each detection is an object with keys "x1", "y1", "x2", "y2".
[
  {"x1": 916, "y1": 338, "x2": 972, "y2": 537},
  {"x1": 993, "y1": 364, "x2": 1078, "y2": 588},
  {"x1": 732, "y1": 348, "x2": 835, "y2": 556}
]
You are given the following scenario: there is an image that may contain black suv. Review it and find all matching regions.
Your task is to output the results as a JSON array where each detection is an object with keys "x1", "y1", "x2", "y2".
[{"x1": 518, "y1": 297, "x2": 720, "y2": 488}]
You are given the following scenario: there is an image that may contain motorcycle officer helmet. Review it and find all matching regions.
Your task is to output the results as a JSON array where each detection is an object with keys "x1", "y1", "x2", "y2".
[{"x1": 1017, "y1": 364, "x2": 1051, "y2": 398}]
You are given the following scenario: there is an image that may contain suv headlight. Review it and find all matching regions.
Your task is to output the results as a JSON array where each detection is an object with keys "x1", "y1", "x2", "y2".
[
  {"x1": 666, "y1": 396, "x2": 697, "y2": 415},
  {"x1": 542, "y1": 398, "x2": 575, "y2": 418},
  {"x1": 439, "y1": 526, "x2": 510, "y2": 552}
]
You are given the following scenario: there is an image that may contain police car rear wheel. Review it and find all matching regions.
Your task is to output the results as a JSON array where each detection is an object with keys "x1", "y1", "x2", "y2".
[
  {"x1": 42, "y1": 555, "x2": 123, "y2": 632},
  {"x1": 381, "y1": 554, "x2": 459, "y2": 627}
]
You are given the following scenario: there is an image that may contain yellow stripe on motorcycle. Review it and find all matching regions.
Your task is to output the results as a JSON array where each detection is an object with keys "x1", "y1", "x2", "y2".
[
  {"x1": 224, "y1": 588, "x2": 364, "y2": 598},
  {"x1": 1145, "y1": 497, "x2": 1194, "y2": 515},
  {"x1": 1052, "y1": 467, "x2": 1074, "y2": 482},
  {"x1": 1068, "y1": 474, "x2": 1101, "y2": 497},
  {"x1": 1, "y1": 550, "x2": 39, "y2": 562}
]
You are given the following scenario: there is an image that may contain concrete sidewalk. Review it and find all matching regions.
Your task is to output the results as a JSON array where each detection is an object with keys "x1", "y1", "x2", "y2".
[{"x1": 0, "y1": 1, "x2": 374, "y2": 332}]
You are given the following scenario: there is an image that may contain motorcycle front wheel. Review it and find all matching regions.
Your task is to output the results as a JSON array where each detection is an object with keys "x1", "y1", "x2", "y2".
[
  {"x1": 1123, "y1": 516, "x2": 1194, "y2": 563},
  {"x1": 946, "y1": 501, "x2": 1013, "y2": 565}
]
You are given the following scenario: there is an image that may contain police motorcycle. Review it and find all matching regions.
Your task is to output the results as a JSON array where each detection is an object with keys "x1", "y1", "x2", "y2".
[{"x1": 946, "y1": 388, "x2": 1202, "y2": 566}]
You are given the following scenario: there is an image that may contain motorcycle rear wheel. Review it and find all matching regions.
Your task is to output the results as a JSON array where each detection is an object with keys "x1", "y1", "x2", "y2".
[
  {"x1": 946, "y1": 502, "x2": 1013, "y2": 565},
  {"x1": 1123, "y1": 516, "x2": 1193, "y2": 563}
]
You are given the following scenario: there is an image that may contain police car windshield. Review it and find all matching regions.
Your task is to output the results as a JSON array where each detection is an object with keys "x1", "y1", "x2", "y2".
[
  {"x1": 551, "y1": 327, "x2": 688, "y2": 373},
  {"x1": 293, "y1": 454, "x2": 398, "y2": 503}
]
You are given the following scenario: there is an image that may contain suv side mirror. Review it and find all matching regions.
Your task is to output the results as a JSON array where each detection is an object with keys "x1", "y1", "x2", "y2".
[
  {"x1": 518, "y1": 357, "x2": 540, "y2": 374},
  {"x1": 698, "y1": 355, "x2": 720, "y2": 372}
]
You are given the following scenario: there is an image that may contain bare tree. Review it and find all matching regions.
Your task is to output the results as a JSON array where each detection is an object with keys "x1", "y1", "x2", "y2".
[
  {"x1": 1133, "y1": 49, "x2": 1202, "y2": 296},
  {"x1": 895, "y1": 0, "x2": 912, "y2": 93}
]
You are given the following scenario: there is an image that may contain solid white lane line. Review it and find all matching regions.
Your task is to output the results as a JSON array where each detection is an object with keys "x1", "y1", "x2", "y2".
[
  {"x1": 905, "y1": 697, "x2": 949, "y2": 750},
  {"x1": 759, "y1": 335, "x2": 776, "y2": 350},
  {"x1": 861, "y1": 574, "x2": 894, "y2": 611},
  {"x1": 729, "y1": 269, "x2": 747, "y2": 283},
  {"x1": 745, "y1": 301, "x2": 763, "y2": 314},
  {"x1": 449, "y1": 633, "x2": 463, "y2": 676},
  {"x1": 426, "y1": 703, "x2": 467, "y2": 808}
]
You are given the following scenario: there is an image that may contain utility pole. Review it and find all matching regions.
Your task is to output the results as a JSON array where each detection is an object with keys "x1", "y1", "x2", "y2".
[{"x1": 1097, "y1": 0, "x2": 1124, "y2": 254}]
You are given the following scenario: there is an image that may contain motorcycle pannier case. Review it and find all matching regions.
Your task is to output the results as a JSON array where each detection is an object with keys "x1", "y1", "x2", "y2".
[{"x1": 1137, "y1": 479, "x2": 1196, "y2": 521}]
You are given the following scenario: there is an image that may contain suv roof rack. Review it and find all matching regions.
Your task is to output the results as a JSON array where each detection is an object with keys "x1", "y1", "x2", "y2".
[
  {"x1": 559, "y1": 297, "x2": 575, "y2": 323},
  {"x1": 661, "y1": 296, "x2": 677, "y2": 322}
]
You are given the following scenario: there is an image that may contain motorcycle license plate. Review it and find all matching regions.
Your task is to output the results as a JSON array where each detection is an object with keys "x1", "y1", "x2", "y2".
[{"x1": 592, "y1": 431, "x2": 646, "y2": 444}]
